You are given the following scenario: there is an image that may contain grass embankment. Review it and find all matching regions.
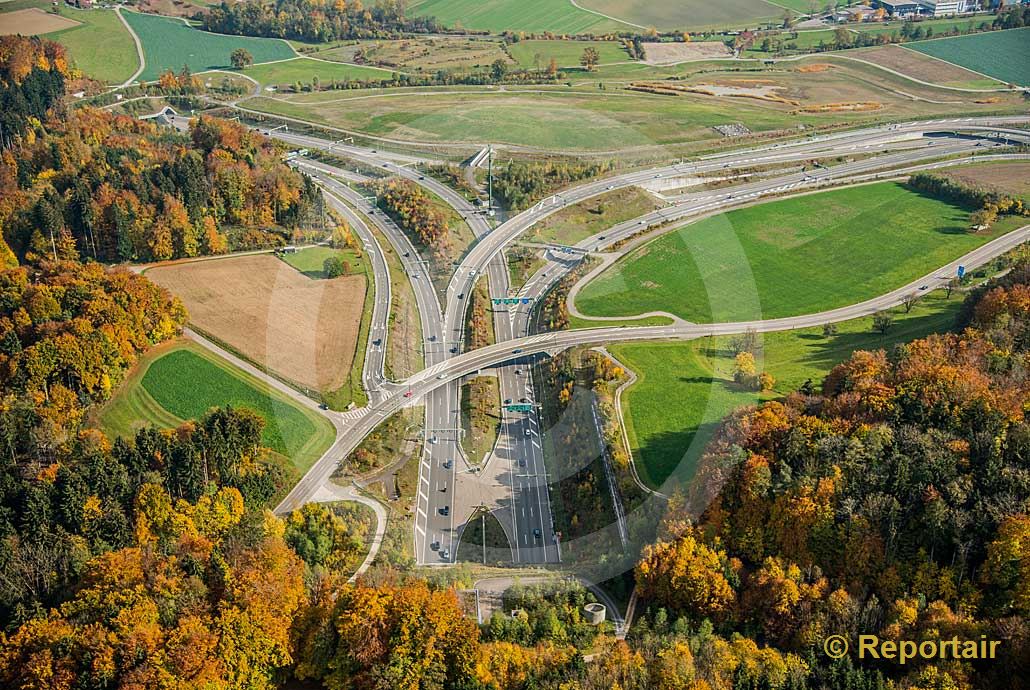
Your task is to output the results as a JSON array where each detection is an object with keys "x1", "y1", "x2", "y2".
[
  {"x1": 609, "y1": 290, "x2": 965, "y2": 489},
  {"x1": 456, "y1": 508, "x2": 513, "y2": 565},
  {"x1": 507, "y1": 245, "x2": 548, "y2": 292},
  {"x1": 460, "y1": 276, "x2": 500, "y2": 463},
  {"x1": 577, "y1": 182, "x2": 1022, "y2": 323},
  {"x1": 96, "y1": 340, "x2": 334, "y2": 473},
  {"x1": 530, "y1": 187, "x2": 664, "y2": 246},
  {"x1": 460, "y1": 377, "x2": 501, "y2": 465}
]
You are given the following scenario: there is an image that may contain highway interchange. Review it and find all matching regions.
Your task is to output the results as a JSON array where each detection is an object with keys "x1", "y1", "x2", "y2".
[{"x1": 243, "y1": 115, "x2": 1030, "y2": 567}]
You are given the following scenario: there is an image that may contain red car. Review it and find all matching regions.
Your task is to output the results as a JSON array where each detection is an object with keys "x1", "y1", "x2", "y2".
[{"x1": 404, "y1": 390, "x2": 413, "y2": 398}]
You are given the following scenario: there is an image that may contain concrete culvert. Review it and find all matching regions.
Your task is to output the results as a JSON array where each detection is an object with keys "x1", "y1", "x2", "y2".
[{"x1": 583, "y1": 603, "x2": 606, "y2": 625}]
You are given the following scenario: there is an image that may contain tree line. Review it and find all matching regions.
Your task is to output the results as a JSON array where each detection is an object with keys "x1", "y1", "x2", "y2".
[
  {"x1": 633, "y1": 262, "x2": 1030, "y2": 690},
  {"x1": 493, "y1": 159, "x2": 615, "y2": 212},
  {"x1": 370, "y1": 177, "x2": 451, "y2": 260},
  {"x1": 907, "y1": 171, "x2": 1028, "y2": 232},
  {"x1": 202, "y1": 0, "x2": 441, "y2": 43}
]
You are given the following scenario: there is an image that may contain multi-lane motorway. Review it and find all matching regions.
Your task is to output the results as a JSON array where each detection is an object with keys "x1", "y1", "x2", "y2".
[{"x1": 262, "y1": 115, "x2": 1030, "y2": 568}]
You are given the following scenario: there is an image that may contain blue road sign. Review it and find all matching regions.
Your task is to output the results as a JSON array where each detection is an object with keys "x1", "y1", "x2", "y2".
[
  {"x1": 521, "y1": 298, "x2": 530, "y2": 304},
  {"x1": 957, "y1": 265, "x2": 966, "y2": 278}
]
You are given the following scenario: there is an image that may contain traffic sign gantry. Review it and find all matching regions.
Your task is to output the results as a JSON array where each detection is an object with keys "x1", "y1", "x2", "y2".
[{"x1": 504, "y1": 404, "x2": 534, "y2": 412}]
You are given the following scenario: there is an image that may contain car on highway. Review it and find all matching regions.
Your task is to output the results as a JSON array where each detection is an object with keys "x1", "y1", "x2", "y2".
[
  {"x1": 437, "y1": 374, "x2": 447, "y2": 379},
  {"x1": 457, "y1": 293, "x2": 464, "y2": 299},
  {"x1": 442, "y1": 459, "x2": 453, "y2": 469},
  {"x1": 512, "y1": 349, "x2": 523, "y2": 354},
  {"x1": 519, "y1": 397, "x2": 530, "y2": 403},
  {"x1": 440, "y1": 549, "x2": 449, "y2": 560},
  {"x1": 372, "y1": 338, "x2": 381, "y2": 346},
  {"x1": 514, "y1": 369, "x2": 522, "y2": 375},
  {"x1": 318, "y1": 403, "x2": 329, "y2": 410},
  {"x1": 504, "y1": 398, "x2": 512, "y2": 404},
  {"x1": 439, "y1": 506, "x2": 449, "y2": 516},
  {"x1": 606, "y1": 185, "x2": 614, "y2": 190},
  {"x1": 524, "y1": 429, "x2": 531, "y2": 436},
  {"x1": 533, "y1": 529, "x2": 542, "y2": 539},
  {"x1": 431, "y1": 541, "x2": 439, "y2": 551},
  {"x1": 450, "y1": 346, "x2": 458, "y2": 354},
  {"x1": 518, "y1": 459, "x2": 526, "y2": 467},
  {"x1": 404, "y1": 390, "x2": 413, "y2": 398}
]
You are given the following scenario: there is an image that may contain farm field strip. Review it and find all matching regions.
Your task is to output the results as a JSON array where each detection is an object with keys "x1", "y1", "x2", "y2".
[
  {"x1": 96, "y1": 340, "x2": 334, "y2": 472},
  {"x1": 907, "y1": 27, "x2": 1030, "y2": 86},
  {"x1": 145, "y1": 253, "x2": 367, "y2": 400},
  {"x1": 121, "y1": 10, "x2": 295, "y2": 81}
]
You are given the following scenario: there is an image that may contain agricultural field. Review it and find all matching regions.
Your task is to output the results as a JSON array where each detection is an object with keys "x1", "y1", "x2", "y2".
[
  {"x1": 853, "y1": 44, "x2": 1006, "y2": 89},
  {"x1": 907, "y1": 27, "x2": 1030, "y2": 86},
  {"x1": 0, "y1": 1, "x2": 139, "y2": 83},
  {"x1": 145, "y1": 253, "x2": 368, "y2": 404},
  {"x1": 314, "y1": 36, "x2": 512, "y2": 72},
  {"x1": 507, "y1": 39, "x2": 630, "y2": 69},
  {"x1": 937, "y1": 160, "x2": 1030, "y2": 199},
  {"x1": 610, "y1": 290, "x2": 964, "y2": 488},
  {"x1": 575, "y1": 182, "x2": 1021, "y2": 323},
  {"x1": 0, "y1": 7, "x2": 80, "y2": 34},
  {"x1": 243, "y1": 58, "x2": 1025, "y2": 151},
  {"x1": 530, "y1": 187, "x2": 664, "y2": 246},
  {"x1": 121, "y1": 10, "x2": 295, "y2": 81},
  {"x1": 578, "y1": 0, "x2": 786, "y2": 31},
  {"x1": 243, "y1": 57, "x2": 393, "y2": 89},
  {"x1": 95, "y1": 340, "x2": 335, "y2": 472},
  {"x1": 408, "y1": 0, "x2": 629, "y2": 34}
]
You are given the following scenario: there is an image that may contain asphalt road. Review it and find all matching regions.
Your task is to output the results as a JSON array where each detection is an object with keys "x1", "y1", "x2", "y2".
[{"x1": 266, "y1": 116, "x2": 1030, "y2": 571}]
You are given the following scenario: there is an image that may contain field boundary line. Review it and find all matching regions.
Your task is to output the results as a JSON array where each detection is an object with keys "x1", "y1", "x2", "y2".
[
  {"x1": 566, "y1": 0, "x2": 646, "y2": 30},
  {"x1": 115, "y1": 7, "x2": 145, "y2": 87}
]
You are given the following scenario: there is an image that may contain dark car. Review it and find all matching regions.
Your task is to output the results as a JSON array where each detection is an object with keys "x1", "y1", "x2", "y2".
[
  {"x1": 318, "y1": 403, "x2": 329, "y2": 410},
  {"x1": 512, "y1": 349, "x2": 523, "y2": 354},
  {"x1": 439, "y1": 506, "x2": 449, "y2": 516},
  {"x1": 504, "y1": 398, "x2": 512, "y2": 404},
  {"x1": 533, "y1": 529, "x2": 542, "y2": 539},
  {"x1": 450, "y1": 347, "x2": 458, "y2": 354},
  {"x1": 519, "y1": 397, "x2": 530, "y2": 403},
  {"x1": 372, "y1": 338, "x2": 381, "y2": 346}
]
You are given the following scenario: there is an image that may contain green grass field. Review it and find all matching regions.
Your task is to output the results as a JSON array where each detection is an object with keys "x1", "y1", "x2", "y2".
[
  {"x1": 578, "y1": 0, "x2": 786, "y2": 31},
  {"x1": 279, "y1": 246, "x2": 366, "y2": 279},
  {"x1": 610, "y1": 290, "x2": 963, "y2": 488},
  {"x1": 576, "y1": 183, "x2": 1017, "y2": 323},
  {"x1": 409, "y1": 0, "x2": 628, "y2": 33},
  {"x1": 907, "y1": 27, "x2": 1030, "y2": 86},
  {"x1": 121, "y1": 10, "x2": 295, "y2": 82},
  {"x1": 243, "y1": 56, "x2": 393, "y2": 88},
  {"x1": 0, "y1": 1, "x2": 139, "y2": 83},
  {"x1": 507, "y1": 39, "x2": 630, "y2": 69},
  {"x1": 97, "y1": 341, "x2": 334, "y2": 472}
]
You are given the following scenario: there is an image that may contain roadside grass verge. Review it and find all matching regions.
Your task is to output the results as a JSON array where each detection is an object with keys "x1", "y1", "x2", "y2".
[
  {"x1": 529, "y1": 186, "x2": 664, "y2": 246},
  {"x1": 95, "y1": 339, "x2": 334, "y2": 473},
  {"x1": 576, "y1": 182, "x2": 1020, "y2": 323},
  {"x1": 609, "y1": 289, "x2": 964, "y2": 489},
  {"x1": 460, "y1": 376, "x2": 501, "y2": 465}
]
